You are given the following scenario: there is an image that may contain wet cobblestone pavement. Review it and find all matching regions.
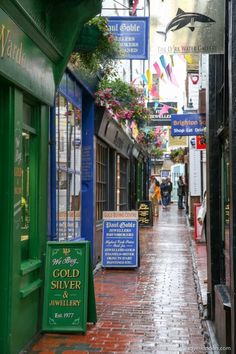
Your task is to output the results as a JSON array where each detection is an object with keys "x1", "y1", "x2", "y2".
[{"x1": 29, "y1": 204, "x2": 208, "y2": 353}]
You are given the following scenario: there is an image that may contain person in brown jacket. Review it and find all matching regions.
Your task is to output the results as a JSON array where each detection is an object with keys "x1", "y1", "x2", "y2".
[{"x1": 149, "y1": 177, "x2": 161, "y2": 217}]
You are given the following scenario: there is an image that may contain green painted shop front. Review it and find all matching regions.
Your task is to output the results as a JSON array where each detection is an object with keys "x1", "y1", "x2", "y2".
[{"x1": 0, "y1": 1, "x2": 101, "y2": 353}]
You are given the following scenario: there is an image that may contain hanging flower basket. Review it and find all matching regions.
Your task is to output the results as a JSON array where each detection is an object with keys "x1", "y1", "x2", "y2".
[
  {"x1": 75, "y1": 25, "x2": 102, "y2": 52},
  {"x1": 95, "y1": 78, "x2": 151, "y2": 128},
  {"x1": 170, "y1": 148, "x2": 185, "y2": 163}
]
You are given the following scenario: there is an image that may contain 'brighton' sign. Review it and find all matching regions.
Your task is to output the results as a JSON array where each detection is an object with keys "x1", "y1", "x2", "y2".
[
  {"x1": 108, "y1": 17, "x2": 149, "y2": 60},
  {"x1": 171, "y1": 113, "x2": 206, "y2": 136}
]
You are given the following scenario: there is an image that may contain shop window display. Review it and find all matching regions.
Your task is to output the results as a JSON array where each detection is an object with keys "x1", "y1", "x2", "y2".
[{"x1": 56, "y1": 93, "x2": 81, "y2": 240}]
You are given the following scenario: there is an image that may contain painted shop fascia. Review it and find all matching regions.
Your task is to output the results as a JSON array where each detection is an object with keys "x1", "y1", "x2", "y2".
[
  {"x1": 0, "y1": 1, "x2": 102, "y2": 353},
  {"x1": 0, "y1": 10, "x2": 55, "y2": 104},
  {"x1": 0, "y1": 0, "x2": 102, "y2": 100}
]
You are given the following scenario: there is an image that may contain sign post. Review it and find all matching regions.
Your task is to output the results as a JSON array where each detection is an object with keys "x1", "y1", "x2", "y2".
[
  {"x1": 102, "y1": 211, "x2": 139, "y2": 268},
  {"x1": 42, "y1": 241, "x2": 96, "y2": 333}
]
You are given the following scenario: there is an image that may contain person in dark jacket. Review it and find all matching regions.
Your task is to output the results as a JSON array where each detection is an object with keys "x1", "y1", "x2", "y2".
[
  {"x1": 160, "y1": 179, "x2": 170, "y2": 209},
  {"x1": 166, "y1": 177, "x2": 173, "y2": 204},
  {"x1": 177, "y1": 175, "x2": 185, "y2": 209}
]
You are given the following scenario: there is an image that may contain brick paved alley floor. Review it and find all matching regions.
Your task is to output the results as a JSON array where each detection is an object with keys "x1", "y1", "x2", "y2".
[{"x1": 29, "y1": 203, "x2": 209, "y2": 354}]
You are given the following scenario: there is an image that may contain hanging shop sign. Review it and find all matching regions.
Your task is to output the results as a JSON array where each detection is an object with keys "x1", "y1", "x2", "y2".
[
  {"x1": 171, "y1": 113, "x2": 206, "y2": 136},
  {"x1": 151, "y1": 0, "x2": 225, "y2": 54},
  {"x1": 147, "y1": 102, "x2": 177, "y2": 126},
  {"x1": 0, "y1": 9, "x2": 55, "y2": 105},
  {"x1": 168, "y1": 127, "x2": 188, "y2": 147},
  {"x1": 196, "y1": 135, "x2": 206, "y2": 150},
  {"x1": 137, "y1": 201, "x2": 153, "y2": 227},
  {"x1": 107, "y1": 17, "x2": 149, "y2": 60},
  {"x1": 189, "y1": 148, "x2": 201, "y2": 196},
  {"x1": 42, "y1": 241, "x2": 96, "y2": 333},
  {"x1": 102, "y1": 211, "x2": 139, "y2": 268}
]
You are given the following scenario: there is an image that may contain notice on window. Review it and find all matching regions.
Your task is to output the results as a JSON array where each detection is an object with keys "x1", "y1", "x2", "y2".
[{"x1": 102, "y1": 211, "x2": 139, "y2": 268}]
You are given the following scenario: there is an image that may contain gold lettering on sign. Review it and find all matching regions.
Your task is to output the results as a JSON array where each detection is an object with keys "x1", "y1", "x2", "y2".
[
  {"x1": 0, "y1": 25, "x2": 10, "y2": 58},
  {"x1": 52, "y1": 269, "x2": 80, "y2": 278},
  {"x1": 50, "y1": 266, "x2": 81, "y2": 290},
  {"x1": 0, "y1": 24, "x2": 26, "y2": 66},
  {"x1": 49, "y1": 299, "x2": 81, "y2": 306},
  {"x1": 51, "y1": 280, "x2": 81, "y2": 290}
]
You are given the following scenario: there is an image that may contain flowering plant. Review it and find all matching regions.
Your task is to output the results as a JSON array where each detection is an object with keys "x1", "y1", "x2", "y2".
[
  {"x1": 149, "y1": 147, "x2": 164, "y2": 159},
  {"x1": 136, "y1": 130, "x2": 156, "y2": 147},
  {"x1": 136, "y1": 127, "x2": 168, "y2": 149},
  {"x1": 70, "y1": 16, "x2": 122, "y2": 80},
  {"x1": 95, "y1": 78, "x2": 151, "y2": 126},
  {"x1": 170, "y1": 147, "x2": 186, "y2": 163}
]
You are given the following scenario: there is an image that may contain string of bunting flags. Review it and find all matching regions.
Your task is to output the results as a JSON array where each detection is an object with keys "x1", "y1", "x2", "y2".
[
  {"x1": 132, "y1": 54, "x2": 194, "y2": 100},
  {"x1": 128, "y1": 53, "x2": 196, "y2": 143}
]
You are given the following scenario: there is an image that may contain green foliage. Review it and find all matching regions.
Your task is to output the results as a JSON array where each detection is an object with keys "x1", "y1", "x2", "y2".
[
  {"x1": 70, "y1": 16, "x2": 122, "y2": 80},
  {"x1": 99, "y1": 78, "x2": 137, "y2": 106},
  {"x1": 149, "y1": 148, "x2": 164, "y2": 159},
  {"x1": 170, "y1": 147, "x2": 185, "y2": 163},
  {"x1": 95, "y1": 78, "x2": 151, "y2": 125}
]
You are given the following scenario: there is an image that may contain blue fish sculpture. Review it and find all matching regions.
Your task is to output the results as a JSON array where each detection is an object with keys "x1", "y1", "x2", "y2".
[{"x1": 157, "y1": 8, "x2": 215, "y2": 41}]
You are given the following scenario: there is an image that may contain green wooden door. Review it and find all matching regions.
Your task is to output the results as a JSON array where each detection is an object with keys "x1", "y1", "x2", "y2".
[{"x1": 0, "y1": 84, "x2": 49, "y2": 354}]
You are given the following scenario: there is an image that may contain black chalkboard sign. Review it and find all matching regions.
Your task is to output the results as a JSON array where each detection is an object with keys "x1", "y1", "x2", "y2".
[{"x1": 137, "y1": 200, "x2": 153, "y2": 227}]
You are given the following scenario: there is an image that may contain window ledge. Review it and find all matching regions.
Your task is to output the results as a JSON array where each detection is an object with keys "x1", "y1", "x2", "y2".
[
  {"x1": 20, "y1": 279, "x2": 43, "y2": 298},
  {"x1": 20, "y1": 259, "x2": 42, "y2": 276}
]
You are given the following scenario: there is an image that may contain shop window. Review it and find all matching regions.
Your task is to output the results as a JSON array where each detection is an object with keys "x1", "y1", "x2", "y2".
[
  {"x1": 56, "y1": 93, "x2": 82, "y2": 240},
  {"x1": 96, "y1": 141, "x2": 108, "y2": 221},
  {"x1": 21, "y1": 103, "x2": 37, "y2": 260},
  {"x1": 116, "y1": 154, "x2": 128, "y2": 211},
  {"x1": 21, "y1": 131, "x2": 31, "y2": 259}
]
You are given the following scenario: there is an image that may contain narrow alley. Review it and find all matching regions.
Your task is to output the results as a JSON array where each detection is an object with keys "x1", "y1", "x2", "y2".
[{"x1": 29, "y1": 204, "x2": 209, "y2": 353}]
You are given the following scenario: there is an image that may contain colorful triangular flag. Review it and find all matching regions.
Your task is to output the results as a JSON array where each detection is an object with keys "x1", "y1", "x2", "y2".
[
  {"x1": 151, "y1": 84, "x2": 159, "y2": 98},
  {"x1": 153, "y1": 62, "x2": 162, "y2": 78},
  {"x1": 146, "y1": 69, "x2": 152, "y2": 91},
  {"x1": 159, "y1": 55, "x2": 167, "y2": 70},
  {"x1": 141, "y1": 74, "x2": 148, "y2": 84},
  {"x1": 132, "y1": 0, "x2": 139, "y2": 15},
  {"x1": 185, "y1": 54, "x2": 193, "y2": 64},
  {"x1": 159, "y1": 104, "x2": 169, "y2": 117}
]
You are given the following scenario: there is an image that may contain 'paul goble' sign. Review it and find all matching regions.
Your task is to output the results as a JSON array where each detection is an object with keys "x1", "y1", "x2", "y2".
[{"x1": 102, "y1": 211, "x2": 139, "y2": 268}]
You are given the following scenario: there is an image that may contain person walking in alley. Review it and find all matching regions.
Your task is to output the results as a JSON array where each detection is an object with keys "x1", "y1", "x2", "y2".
[
  {"x1": 166, "y1": 177, "x2": 173, "y2": 204},
  {"x1": 149, "y1": 176, "x2": 161, "y2": 216},
  {"x1": 197, "y1": 190, "x2": 207, "y2": 242},
  {"x1": 177, "y1": 175, "x2": 185, "y2": 209},
  {"x1": 160, "y1": 178, "x2": 170, "y2": 209}
]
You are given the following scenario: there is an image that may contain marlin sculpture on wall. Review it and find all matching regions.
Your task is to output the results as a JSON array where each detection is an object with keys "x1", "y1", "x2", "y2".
[{"x1": 157, "y1": 8, "x2": 215, "y2": 41}]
